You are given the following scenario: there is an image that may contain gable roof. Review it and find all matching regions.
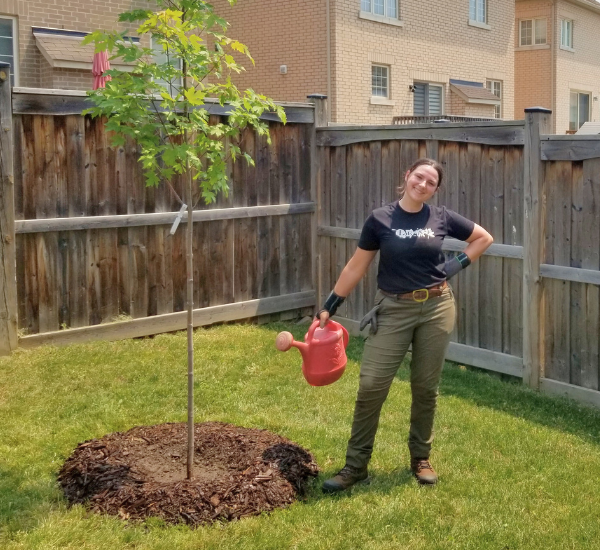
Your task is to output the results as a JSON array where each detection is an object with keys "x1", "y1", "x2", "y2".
[
  {"x1": 33, "y1": 27, "x2": 137, "y2": 70},
  {"x1": 450, "y1": 83, "x2": 500, "y2": 105}
]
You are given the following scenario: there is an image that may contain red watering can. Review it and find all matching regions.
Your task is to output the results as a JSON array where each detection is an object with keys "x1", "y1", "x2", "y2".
[{"x1": 275, "y1": 319, "x2": 349, "y2": 386}]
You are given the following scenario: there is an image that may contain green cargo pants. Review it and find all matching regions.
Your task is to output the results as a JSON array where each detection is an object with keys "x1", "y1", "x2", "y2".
[{"x1": 345, "y1": 286, "x2": 456, "y2": 469}]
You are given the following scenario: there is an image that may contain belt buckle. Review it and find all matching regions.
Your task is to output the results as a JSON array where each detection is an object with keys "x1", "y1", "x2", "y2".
[{"x1": 412, "y1": 288, "x2": 429, "y2": 302}]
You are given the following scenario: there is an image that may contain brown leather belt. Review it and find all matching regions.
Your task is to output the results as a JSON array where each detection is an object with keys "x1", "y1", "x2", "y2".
[{"x1": 380, "y1": 281, "x2": 448, "y2": 302}]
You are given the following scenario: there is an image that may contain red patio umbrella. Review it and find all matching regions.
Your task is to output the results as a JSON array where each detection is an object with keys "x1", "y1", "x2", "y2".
[{"x1": 92, "y1": 50, "x2": 111, "y2": 90}]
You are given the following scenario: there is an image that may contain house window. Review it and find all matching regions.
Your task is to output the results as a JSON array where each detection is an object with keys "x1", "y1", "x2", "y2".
[
  {"x1": 469, "y1": 0, "x2": 487, "y2": 23},
  {"x1": 569, "y1": 91, "x2": 590, "y2": 132},
  {"x1": 0, "y1": 16, "x2": 17, "y2": 86},
  {"x1": 413, "y1": 83, "x2": 443, "y2": 116},
  {"x1": 151, "y1": 38, "x2": 183, "y2": 93},
  {"x1": 372, "y1": 65, "x2": 389, "y2": 98},
  {"x1": 519, "y1": 19, "x2": 547, "y2": 46},
  {"x1": 561, "y1": 19, "x2": 573, "y2": 48},
  {"x1": 361, "y1": 0, "x2": 398, "y2": 19},
  {"x1": 486, "y1": 80, "x2": 502, "y2": 119}
]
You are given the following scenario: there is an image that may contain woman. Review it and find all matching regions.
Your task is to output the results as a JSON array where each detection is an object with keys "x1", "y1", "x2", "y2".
[{"x1": 318, "y1": 158, "x2": 493, "y2": 493}]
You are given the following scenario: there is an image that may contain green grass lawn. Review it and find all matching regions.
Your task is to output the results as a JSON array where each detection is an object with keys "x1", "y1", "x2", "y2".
[{"x1": 1, "y1": 322, "x2": 600, "y2": 550}]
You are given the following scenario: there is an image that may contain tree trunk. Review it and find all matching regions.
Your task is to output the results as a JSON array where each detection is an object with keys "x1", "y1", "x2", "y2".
[{"x1": 186, "y1": 169, "x2": 194, "y2": 480}]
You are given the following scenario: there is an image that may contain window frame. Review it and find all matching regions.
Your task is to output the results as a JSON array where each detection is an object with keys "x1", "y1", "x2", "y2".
[
  {"x1": 519, "y1": 18, "x2": 547, "y2": 46},
  {"x1": 569, "y1": 90, "x2": 591, "y2": 132},
  {"x1": 413, "y1": 82, "x2": 444, "y2": 117},
  {"x1": 371, "y1": 63, "x2": 390, "y2": 99},
  {"x1": 469, "y1": 0, "x2": 487, "y2": 24},
  {"x1": 560, "y1": 19, "x2": 574, "y2": 49},
  {"x1": 360, "y1": 0, "x2": 399, "y2": 21},
  {"x1": 0, "y1": 15, "x2": 19, "y2": 87},
  {"x1": 486, "y1": 80, "x2": 502, "y2": 119},
  {"x1": 150, "y1": 36, "x2": 183, "y2": 94}
]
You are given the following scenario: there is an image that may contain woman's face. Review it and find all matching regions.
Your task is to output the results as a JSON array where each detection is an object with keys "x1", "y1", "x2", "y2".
[{"x1": 403, "y1": 165, "x2": 439, "y2": 204}]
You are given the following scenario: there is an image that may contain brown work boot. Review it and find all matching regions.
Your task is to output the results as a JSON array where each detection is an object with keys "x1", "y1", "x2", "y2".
[
  {"x1": 322, "y1": 464, "x2": 369, "y2": 493},
  {"x1": 411, "y1": 457, "x2": 438, "y2": 485}
]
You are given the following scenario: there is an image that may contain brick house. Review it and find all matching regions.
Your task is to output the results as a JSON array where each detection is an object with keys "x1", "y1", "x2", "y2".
[
  {"x1": 515, "y1": 0, "x2": 600, "y2": 134},
  {"x1": 0, "y1": 0, "x2": 512, "y2": 125},
  {"x1": 0, "y1": 0, "x2": 145, "y2": 90},
  {"x1": 214, "y1": 0, "x2": 514, "y2": 124}
]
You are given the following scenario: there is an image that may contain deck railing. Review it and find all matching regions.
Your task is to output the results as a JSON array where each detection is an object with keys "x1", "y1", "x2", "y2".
[{"x1": 392, "y1": 114, "x2": 497, "y2": 124}]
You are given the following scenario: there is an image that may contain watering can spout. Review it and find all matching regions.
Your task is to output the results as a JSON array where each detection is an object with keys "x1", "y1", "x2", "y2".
[{"x1": 275, "y1": 331, "x2": 308, "y2": 356}]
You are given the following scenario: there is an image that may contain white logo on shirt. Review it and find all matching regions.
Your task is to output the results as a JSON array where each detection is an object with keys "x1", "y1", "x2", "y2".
[{"x1": 394, "y1": 228, "x2": 435, "y2": 239}]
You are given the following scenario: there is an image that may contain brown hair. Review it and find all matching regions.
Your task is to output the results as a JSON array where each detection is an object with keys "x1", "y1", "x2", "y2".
[{"x1": 397, "y1": 158, "x2": 444, "y2": 197}]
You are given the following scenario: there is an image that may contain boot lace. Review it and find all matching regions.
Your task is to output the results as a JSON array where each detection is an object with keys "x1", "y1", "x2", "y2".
[
  {"x1": 413, "y1": 459, "x2": 432, "y2": 472},
  {"x1": 337, "y1": 465, "x2": 360, "y2": 478}
]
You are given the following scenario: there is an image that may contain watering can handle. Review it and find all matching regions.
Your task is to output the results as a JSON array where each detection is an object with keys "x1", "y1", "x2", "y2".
[
  {"x1": 341, "y1": 324, "x2": 349, "y2": 348},
  {"x1": 306, "y1": 319, "x2": 320, "y2": 343}
]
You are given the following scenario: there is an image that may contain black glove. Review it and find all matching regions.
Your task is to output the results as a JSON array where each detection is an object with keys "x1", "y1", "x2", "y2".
[
  {"x1": 359, "y1": 304, "x2": 381, "y2": 334},
  {"x1": 444, "y1": 252, "x2": 471, "y2": 280},
  {"x1": 316, "y1": 291, "x2": 345, "y2": 320}
]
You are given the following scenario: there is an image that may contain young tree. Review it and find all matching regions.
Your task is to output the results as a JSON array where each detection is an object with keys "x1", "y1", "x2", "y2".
[{"x1": 83, "y1": 0, "x2": 285, "y2": 479}]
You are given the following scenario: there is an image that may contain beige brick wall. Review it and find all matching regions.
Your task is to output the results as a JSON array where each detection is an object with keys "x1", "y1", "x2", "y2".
[
  {"x1": 0, "y1": 0, "x2": 145, "y2": 89},
  {"x1": 447, "y1": 91, "x2": 497, "y2": 118},
  {"x1": 211, "y1": 0, "x2": 514, "y2": 124},
  {"x1": 466, "y1": 102, "x2": 497, "y2": 117},
  {"x1": 331, "y1": 0, "x2": 515, "y2": 124},
  {"x1": 211, "y1": 0, "x2": 328, "y2": 104},
  {"x1": 449, "y1": 91, "x2": 467, "y2": 116},
  {"x1": 554, "y1": 0, "x2": 600, "y2": 133},
  {"x1": 515, "y1": 0, "x2": 600, "y2": 133}
]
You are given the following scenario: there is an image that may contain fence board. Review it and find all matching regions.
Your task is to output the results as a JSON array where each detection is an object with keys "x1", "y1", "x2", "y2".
[
  {"x1": 569, "y1": 158, "x2": 600, "y2": 389},
  {"x1": 479, "y1": 147, "x2": 504, "y2": 352},
  {"x1": 256, "y1": 132, "x2": 270, "y2": 308},
  {"x1": 318, "y1": 144, "x2": 331, "y2": 305},
  {"x1": 287, "y1": 125, "x2": 299, "y2": 295},
  {"x1": 502, "y1": 146, "x2": 524, "y2": 357},
  {"x1": 346, "y1": 143, "x2": 366, "y2": 320},
  {"x1": 458, "y1": 143, "x2": 482, "y2": 347},
  {"x1": 364, "y1": 141, "x2": 382, "y2": 312},
  {"x1": 543, "y1": 162, "x2": 571, "y2": 383},
  {"x1": 581, "y1": 159, "x2": 600, "y2": 390},
  {"x1": 268, "y1": 125, "x2": 282, "y2": 306},
  {"x1": 331, "y1": 146, "x2": 347, "y2": 318}
]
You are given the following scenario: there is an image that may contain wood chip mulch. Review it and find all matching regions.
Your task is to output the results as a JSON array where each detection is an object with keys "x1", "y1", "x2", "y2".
[{"x1": 58, "y1": 422, "x2": 319, "y2": 527}]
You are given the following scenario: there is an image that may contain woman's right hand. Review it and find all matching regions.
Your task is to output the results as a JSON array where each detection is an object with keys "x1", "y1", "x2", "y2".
[{"x1": 318, "y1": 310, "x2": 330, "y2": 328}]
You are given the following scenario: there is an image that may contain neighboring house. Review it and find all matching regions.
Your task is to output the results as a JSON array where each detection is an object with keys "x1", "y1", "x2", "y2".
[
  {"x1": 515, "y1": 0, "x2": 600, "y2": 134},
  {"x1": 1, "y1": 1, "x2": 519, "y2": 125},
  {"x1": 214, "y1": 0, "x2": 515, "y2": 124},
  {"x1": 0, "y1": 0, "x2": 147, "y2": 90}
]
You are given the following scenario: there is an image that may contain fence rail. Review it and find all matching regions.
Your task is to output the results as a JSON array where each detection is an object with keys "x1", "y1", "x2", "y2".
[{"x1": 2, "y1": 82, "x2": 600, "y2": 409}]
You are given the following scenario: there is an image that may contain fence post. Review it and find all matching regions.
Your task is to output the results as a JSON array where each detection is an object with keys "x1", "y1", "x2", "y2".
[
  {"x1": 523, "y1": 107, "x2": 552, "y2": 389},
  {"x1": 0, "y1": 62, "x2": 17, "y2": 355},
  {"x1": 307, "y1": 94, "x2": 327, "y2": 309}
]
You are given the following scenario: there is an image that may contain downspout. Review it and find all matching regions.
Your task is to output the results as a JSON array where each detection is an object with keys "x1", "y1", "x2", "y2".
[
  {"x1": 326, "y1": 0, "x2": 332, "y2": 123},
  {"x1": 551, "y1": 0, "x2": 556, "y2": 132}
]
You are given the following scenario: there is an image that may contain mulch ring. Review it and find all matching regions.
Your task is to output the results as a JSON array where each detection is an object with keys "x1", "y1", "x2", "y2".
[{"x1": 58, "y1": 422, "x2": 320, "y2": 527}]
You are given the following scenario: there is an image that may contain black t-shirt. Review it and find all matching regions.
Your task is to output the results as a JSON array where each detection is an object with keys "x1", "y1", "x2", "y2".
[{"x1": 358, "y1": 202, "x2": 475, "y2": 294}]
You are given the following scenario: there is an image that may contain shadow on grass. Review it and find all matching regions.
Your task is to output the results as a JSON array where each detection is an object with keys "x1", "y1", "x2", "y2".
[
  {"x1": 310, "y1": 466, "x2": 417, "y2": 501},
  {"x1": 260, "y1": 322, "x2": 600, "y2": 449}
]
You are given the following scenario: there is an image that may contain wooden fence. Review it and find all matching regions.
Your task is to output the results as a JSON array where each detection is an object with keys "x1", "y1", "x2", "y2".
[
  {"x1": 0, "y1": 83, "x2": 318, "y2": 349},
  {"x1": 2, "y1": 75, "x2": 600, "y2": 408},
  {"x1": 314, "y1": 108, "x2": 600, "y2": 408}
]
